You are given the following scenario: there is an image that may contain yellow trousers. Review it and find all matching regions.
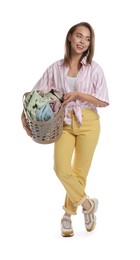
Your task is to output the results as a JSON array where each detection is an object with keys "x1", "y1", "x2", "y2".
[{"x1": 54, "y1": 109, "x2": 100, "y2": 215}]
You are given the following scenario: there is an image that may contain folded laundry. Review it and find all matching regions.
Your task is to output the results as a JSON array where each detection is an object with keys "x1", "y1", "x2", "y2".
[
  {"x1": 23, "y1": 91, "x2": 50, "y2": 120},
  {"x1": 23, "y1": 89, "x2": 63, "y2": 121}
]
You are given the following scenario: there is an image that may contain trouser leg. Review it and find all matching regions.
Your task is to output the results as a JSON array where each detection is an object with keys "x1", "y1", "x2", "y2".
[
  {"x1": 54, "y1": 109, "x2": 100, "y2": 215},
  {"x1": 64, "y1": 110, "x2": 100, "y2": 212}
]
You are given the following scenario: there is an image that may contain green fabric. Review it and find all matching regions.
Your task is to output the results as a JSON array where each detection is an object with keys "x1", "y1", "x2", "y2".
[{"x1": 23, "y1": 91, "x2": 50, "y2": 120}]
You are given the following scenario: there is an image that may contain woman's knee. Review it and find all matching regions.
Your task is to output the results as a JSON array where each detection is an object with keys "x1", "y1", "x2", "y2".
[
  {"x1": 54, "y1": 163, "x2": 65, "y2": 178},
  {"x1": 54, "y1": 163, "x2": 71, "y2": 180}
]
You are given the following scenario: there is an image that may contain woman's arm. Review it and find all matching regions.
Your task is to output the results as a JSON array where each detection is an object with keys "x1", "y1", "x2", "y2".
[{"x1": 64, "y1": 91, "x2": 109, "y2": 107}]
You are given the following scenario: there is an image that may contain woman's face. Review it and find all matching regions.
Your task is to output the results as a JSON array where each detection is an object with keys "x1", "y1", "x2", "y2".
[{"x1": 68, "y1": 26, "x2": 90, "y2": 56}]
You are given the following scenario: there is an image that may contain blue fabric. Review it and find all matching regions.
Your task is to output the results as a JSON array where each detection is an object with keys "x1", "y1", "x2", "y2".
[{"x1": 36, "y1": 103, "x2": 54, "y2": 121}]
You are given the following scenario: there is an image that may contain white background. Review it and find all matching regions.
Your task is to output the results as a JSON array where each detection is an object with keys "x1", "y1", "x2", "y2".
[{"x1": 0, "y1": 0, "x2": 140, "y2": 259}]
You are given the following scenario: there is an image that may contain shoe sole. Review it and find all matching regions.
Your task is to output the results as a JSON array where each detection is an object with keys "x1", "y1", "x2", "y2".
[{"x1": 61, "y1": 231, "x2": 74, "y2": 237}]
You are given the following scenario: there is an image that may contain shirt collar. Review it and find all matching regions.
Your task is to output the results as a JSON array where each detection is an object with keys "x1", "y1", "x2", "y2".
[
  {"x1": 58, "y1": 59, "x2": 64, "y2": 66},
  {"x1": 80, "y1": 56, "x2": 87, "y2": 65}
]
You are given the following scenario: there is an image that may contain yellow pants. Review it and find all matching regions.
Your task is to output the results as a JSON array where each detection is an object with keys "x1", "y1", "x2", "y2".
[{"x1": 54, "y1": 109, "x2": 100, "y2": 215}]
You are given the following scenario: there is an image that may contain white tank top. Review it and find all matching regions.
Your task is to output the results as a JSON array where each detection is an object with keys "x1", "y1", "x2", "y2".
[{"x1": 67, "y1": 76, "x2": 76, "y2": 91}]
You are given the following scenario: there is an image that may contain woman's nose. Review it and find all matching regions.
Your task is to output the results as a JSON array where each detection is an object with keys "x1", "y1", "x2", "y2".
[{"x1": 80, "y1": 37, "x2": 84, "y2": 43}]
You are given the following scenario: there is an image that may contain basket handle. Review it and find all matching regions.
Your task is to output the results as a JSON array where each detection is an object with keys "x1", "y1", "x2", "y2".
[{"x1": 22, "y1": 92, "x2": 30, "y2": 101}]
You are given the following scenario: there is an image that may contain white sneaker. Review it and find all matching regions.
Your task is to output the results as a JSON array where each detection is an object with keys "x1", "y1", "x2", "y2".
[
  {"x1": 61, "y1": 216, "x2": 74, "y2": 237},
  {"x1": 82, "y1": 198, "x2": 98, "y2": 232}
]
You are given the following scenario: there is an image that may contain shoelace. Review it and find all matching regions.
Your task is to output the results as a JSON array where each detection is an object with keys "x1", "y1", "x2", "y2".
[
  {"x1": 84, "y1": 212, "x2": 90, "y2": 224},
  {"x1": 84, "y1": 212, "x2": 95, "y2": 224},
  {"x1": 62, "y1": 217, "x2": 72, "y2": 229}
]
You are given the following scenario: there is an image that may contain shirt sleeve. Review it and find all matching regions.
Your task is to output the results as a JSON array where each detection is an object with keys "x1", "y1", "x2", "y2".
[
  {"x1": 92, "y1": 65, "x2": 109, "y2": 104},
  {"x1": 32, "y1": 65, "x2": 54, "y2": 92}
]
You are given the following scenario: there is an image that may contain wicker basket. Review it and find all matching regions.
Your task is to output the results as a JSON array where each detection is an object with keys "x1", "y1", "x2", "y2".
[{"x1": 23, "y1": 92, "x2": 65, "y2": 144}]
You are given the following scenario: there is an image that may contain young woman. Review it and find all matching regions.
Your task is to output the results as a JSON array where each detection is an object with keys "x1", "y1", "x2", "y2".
[{"x1": 21, "y1": 22, "x2": 109, "y2": 237}]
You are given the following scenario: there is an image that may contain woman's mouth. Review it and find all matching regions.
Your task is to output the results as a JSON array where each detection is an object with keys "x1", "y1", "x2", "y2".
[{"x1": 76, "y1": 44, "x2": 84, "y2": 50}]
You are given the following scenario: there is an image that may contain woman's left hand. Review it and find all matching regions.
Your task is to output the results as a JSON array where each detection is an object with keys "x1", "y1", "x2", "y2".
[{"x1": 64, "y1": 91, "x2": 78, "y2": 104}]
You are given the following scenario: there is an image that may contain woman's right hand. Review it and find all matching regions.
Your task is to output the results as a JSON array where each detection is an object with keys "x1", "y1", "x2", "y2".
[{"x1": 21, "y1": 111, "x2": 32, "y2": 137}]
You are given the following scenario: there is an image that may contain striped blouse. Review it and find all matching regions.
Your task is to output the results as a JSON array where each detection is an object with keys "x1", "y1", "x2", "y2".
[{"x1": 33, "y1": 56, "x2": 109, "y2": 126}]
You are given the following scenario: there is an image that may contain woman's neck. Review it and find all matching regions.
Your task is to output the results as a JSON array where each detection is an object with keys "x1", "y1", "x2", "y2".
[
  {"x1": 69, "y1": 54, "x2": 81, "y2": 67},
  {"x1": 67, "y1": 56, "x2": 82, "y2": 77}
]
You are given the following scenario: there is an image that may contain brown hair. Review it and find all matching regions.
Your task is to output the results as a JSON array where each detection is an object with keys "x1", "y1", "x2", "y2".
[{"x1": 64, "y1": 22, "x2": 95, "y2": 66}]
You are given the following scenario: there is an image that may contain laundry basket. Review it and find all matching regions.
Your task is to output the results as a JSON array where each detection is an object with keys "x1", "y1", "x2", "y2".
[{"x1": 23, "y1": 92, "x2": 65, "y2": 144}]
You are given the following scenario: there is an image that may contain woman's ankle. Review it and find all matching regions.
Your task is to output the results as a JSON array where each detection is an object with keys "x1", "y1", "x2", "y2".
[
  {"x1": 82, "y1": 199, "x2": 91, "y2": 211},
  {"x1": 63, "y1": 213, "x2": 71, "y2": 218}
]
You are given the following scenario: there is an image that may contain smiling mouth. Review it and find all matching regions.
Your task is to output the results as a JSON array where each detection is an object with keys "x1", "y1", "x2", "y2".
[{"x1": 76, "y1": 44, "x2": 84, "y2": 49}]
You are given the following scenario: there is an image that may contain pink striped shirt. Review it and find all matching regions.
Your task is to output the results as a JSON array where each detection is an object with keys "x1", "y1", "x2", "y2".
[{"x1": 33, "y1": 56, "x2": 109, "y2": 126}]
